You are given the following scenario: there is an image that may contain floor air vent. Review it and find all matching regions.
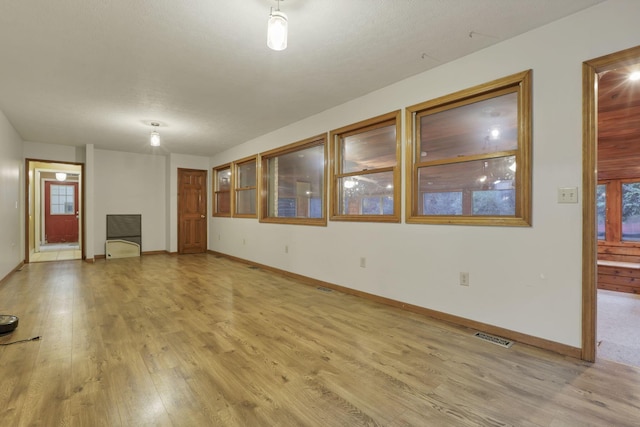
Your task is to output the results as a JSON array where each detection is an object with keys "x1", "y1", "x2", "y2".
[
  {"x1": 248, "y1": 266, "x2": 259, "y2": 270},
  {"x1": 473, "y1": 332, "x2": 514, "y2": 349},
  {"x1": 316, "y1": 287, "x2": 332, "y2": 293}
]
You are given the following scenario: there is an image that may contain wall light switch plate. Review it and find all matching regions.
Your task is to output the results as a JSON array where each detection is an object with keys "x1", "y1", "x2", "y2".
[{"x1": 558, "y1": 187, "x2": 578, "y2": 204}]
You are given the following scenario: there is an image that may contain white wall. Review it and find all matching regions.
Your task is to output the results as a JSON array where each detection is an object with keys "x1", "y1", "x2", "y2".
[
  {"x1": 94, "y1": 149, "x2": 167, "y2": 254},
  {"x1": 209, "y1": 0, "x2": 640, "y2": 348},
  {"x1": 0, "y1": 110, "x2": 24, "y2": 280},
  {"x1": 23, "y1": 141, "x2": 79, "y2": 163},
  {"x1": 18, "y1": 142, "x2": 211, "y2": 258}
]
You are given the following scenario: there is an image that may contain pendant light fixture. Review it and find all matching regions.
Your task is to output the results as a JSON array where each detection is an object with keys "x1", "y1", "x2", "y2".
[
  {"x1": 150, "y1": 122, "x2": 161, "y2": 147},
  {"x1": 267, "y1": 0, "x2": 287, "y2": 51}
]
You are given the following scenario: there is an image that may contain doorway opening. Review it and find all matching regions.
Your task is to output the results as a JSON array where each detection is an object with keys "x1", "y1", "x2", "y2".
[
  {"x1": 583, "y1": 45, "x2": 640, "y2": 366},
  {"x1": 25, "y1": 159, "x2": 84, "y2": 263}
]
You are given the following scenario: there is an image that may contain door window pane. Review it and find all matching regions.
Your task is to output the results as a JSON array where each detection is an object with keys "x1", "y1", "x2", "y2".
[{"x1": 50, "y1": 184, "x2": 74, "y2": 215}]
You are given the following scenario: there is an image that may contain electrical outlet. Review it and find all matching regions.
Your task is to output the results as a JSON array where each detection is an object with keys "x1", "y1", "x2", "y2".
[
  {"x1": 360, "y1": 257, "x2": 366, "y2": 268},
  {"x1": 285, "y1": 245, "x2": 288, "y2": 253},
  {"x1": 460, "y1": 272, "x2": 470, "y2": 286},
  {"x1": 218, "y1": 234, "x2": 220, "y2": 241},
  {"x1": 243, "y1": 238, "x2": 246, "y2": 245}
]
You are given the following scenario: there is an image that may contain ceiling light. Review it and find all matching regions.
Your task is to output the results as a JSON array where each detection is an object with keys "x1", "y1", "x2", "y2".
[
  {"x1": 150, "y1": 122, "x2": 160, "y2": 147},
  {"x1": 629, "y1": 71, "x2": 640, "y2": 81},
  {"x1": 267, "y1": 0, "x2": 287, "y2": 51},
  {"x1": 56, "y1": 172, "x2": 67, "y2": 181}
]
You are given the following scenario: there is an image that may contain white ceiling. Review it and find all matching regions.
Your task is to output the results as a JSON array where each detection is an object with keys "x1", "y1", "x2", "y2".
[{"x1": 0, "y1": 0, "x2": 603, "y2": 157}]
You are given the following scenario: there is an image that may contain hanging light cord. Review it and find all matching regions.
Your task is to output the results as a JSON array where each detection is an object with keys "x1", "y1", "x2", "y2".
[{"x1": 0, "y1": 336, "x2": 41, "y2": 346}]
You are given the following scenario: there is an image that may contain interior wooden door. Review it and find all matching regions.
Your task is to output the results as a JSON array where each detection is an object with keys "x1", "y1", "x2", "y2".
[
  {"x1": 44, "y1": 180, "x2": 79, "y2": 243},
  {"x1": 178, "y1": 168, "x2": 208, "y2": 254}
]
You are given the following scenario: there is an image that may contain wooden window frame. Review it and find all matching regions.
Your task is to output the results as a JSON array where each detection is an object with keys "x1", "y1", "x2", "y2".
[
  {"x1": 598, "y1": 178, "x2": 640, "y2": 256},
  {"x1": 405, "y1": 70, "x2": 532, "y2": 226},
  {"x1": 213, "y1": 163, "x2": 232, "y2": 217},
  {"x1": 260, "y1": 134, "x2": 327, "y2": 226},
  {"x1": 232, "y1": 155, "x2": 258, "y2": 218},
  {"x1": 329, "y1": 110, "x2": 401, "y2": 223}
]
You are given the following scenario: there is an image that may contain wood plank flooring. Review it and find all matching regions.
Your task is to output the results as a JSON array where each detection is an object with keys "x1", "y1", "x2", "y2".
[{"x1": 1, "y1": 254, "x2": 639, "y2": 426}]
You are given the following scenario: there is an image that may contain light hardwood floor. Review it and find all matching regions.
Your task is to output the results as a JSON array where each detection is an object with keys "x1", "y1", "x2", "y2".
[{"x1": 1, "y1": 254, "x2": 639, "y2": 426}]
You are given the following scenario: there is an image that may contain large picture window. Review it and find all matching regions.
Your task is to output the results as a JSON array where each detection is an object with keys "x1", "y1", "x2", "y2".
[
  {"x1": 405, "y1": 70, "x2": 532, "y2": 226},
  {"x1": 213, "y1": 164, "x2": 232, "y2": 217},
  {"x1": 260, "y1": 134, "x2": 327, "y2": 226},
  {"x1": 329, "y1": 111, "x2": 401, "y2": 222},
  {"x1": 598, "y1": 179, "x2": 640, "y2": 245},
  {"x1": 233, "y1": 156, "x2": 257, "y2": 218}
]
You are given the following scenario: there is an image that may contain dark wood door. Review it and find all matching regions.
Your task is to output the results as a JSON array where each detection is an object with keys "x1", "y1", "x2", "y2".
[
  {"x1": 44, "y1": 181, "x2": 79, "y2": 243},
  {"x1": 178, "y1": 168, "x2": 207, "y2": 254}
]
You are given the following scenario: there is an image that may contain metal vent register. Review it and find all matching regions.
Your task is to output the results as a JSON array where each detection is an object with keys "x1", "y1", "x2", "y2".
[{"x1": 473, "y1": 332, "x2": 514, "y2": 349}]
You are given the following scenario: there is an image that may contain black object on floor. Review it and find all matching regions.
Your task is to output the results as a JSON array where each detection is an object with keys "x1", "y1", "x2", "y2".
[{"x1": 0, "y1": 315, "x2": 19, "y2": 335}]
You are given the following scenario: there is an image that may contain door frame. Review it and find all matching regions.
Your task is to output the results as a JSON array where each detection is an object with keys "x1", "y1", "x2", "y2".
[
  {"x1": 582, "y1": 45, "x2": 640, "y2": 362},
  {"x1": 25, "y1": 159, "x2": 85, "y2": 262}
]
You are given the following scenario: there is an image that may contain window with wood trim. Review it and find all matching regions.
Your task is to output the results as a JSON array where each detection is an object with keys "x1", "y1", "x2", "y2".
[
  {"x1": 213, "y1": 164, "x2": 232, "y2": 217},
  {"x1": 233, "y1": 156, "x2": 258, "y2": 217},
  {"x1": 598, "y1": 179, "x2": 640, "y2": 257},
  {"x1": 260, "y1": 134, "x2": 327, "y2": 226},
  {"x1": 405, "y1": 70, "x2": 532, "y2": 226},
  {"x1": 329, "y1": 111, "x2": 401, "y2": 222}
]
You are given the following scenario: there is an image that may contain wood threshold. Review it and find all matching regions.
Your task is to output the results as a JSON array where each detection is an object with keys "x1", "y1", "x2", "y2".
[{"x1": 209, "y1": 250, "x2": 581, "y2": 359}]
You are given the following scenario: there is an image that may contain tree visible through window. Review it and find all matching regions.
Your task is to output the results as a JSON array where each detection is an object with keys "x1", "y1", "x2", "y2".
[
  {"x1": 597, "y1": 184, "x2": 607, "y2": 240},
  {"x1": 622, "y1": 182, "x2": 640, "y2": 241},
  {"x1": 598, "y1": 179, "x2": 640, "y2": 244}
]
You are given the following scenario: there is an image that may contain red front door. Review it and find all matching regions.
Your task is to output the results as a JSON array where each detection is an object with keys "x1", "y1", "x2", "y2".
[{"x1": 44, "y1": 181, "x2": 79, "y2": 243}]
